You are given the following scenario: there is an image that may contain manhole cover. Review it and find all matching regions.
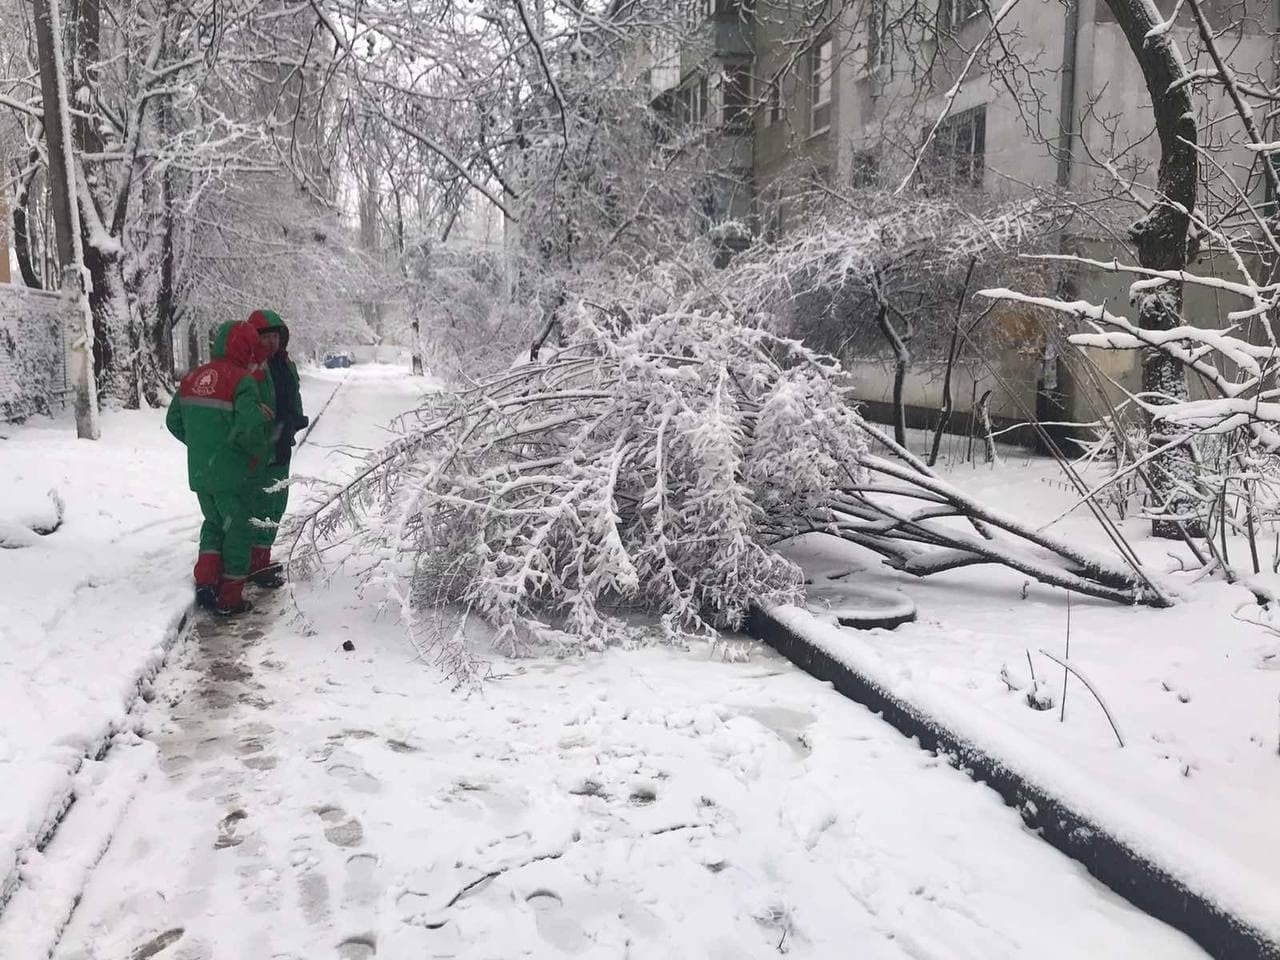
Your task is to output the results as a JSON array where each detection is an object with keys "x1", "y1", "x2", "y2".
[{"x1": 805, "y1": 570, "x2": 916, "y2": 630}]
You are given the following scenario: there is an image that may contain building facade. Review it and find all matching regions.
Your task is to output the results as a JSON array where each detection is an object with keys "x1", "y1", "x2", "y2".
[{"x1": 639, "y1": 0, "x2": 1278, "y2": 442}]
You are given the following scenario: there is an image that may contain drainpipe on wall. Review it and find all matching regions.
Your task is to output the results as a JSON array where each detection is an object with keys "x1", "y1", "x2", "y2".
[
  {"x1": 1036, "y1": 0, "x2": 1083, "y2": 452},
  {"x1": 0, "y1": 197, "x2": 9, "y2": 284},
  {"x1": 1055, "y1": 0, "x2": 1080, "y2": 194}
]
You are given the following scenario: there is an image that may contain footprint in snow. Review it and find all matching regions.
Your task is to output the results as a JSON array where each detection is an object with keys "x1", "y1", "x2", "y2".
[
  {"x1": 325, "y1": 750, "x2": 381, "y2": 793},
  {"x1": 207, "y1": 659, "x2": 252, "y2": 683},
  {"x1": 327, "y1": 763, "x2": 380, "y2": 793},
  {"x1": 315, "y1": 804, "x2": 365, "y2": 847},
  {"x1": 344, "y1": 853, "x2": 381, "y2": 907},
  {"x1": 337, "y1": 933, "x2": 377, "y2": 958},
  {"x1": 214, "y1": 809, "x2": 248, "y2": 849},
  {"x1": 297, "y1": 869, "x2": 331, "y2": 926},
  {"x1": 329, "y1": 729, "x2": 378, "y2": 742},
  {"x1": 527, "y1": 890, "x2": 589, "y2": 951},
  {"x1": 159, "y1": 752, "x2": 193, "y2": 778},
  {"x1": 569, "y1": 779, "x2": 608, "y2": 799}
]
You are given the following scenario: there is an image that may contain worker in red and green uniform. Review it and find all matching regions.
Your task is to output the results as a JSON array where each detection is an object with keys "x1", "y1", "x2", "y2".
[
  {"x1": 166, "y1": 319, "x2": 274, "y2": 615},
  {"x1": 245, "y1": 309, "x2": 308, "y2": 587}
]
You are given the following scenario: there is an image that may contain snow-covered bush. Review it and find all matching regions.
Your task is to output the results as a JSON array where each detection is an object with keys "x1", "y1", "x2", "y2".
[{"x1": 721, "y1": 197, "x2": 1061, "y2": 362}]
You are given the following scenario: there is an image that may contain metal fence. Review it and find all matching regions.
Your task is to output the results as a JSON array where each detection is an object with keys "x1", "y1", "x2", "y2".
[{"x1": 0, "y1": 283, "x2": 71, "y2": 423}]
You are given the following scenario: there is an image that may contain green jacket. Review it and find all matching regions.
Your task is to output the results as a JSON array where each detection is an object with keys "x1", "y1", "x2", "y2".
[{"x1": 166, "y1": 320, "x2": 272, "y2": 492}]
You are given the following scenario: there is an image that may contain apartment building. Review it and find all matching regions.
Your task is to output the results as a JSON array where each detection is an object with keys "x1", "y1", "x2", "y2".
[{"x1": 639, "y1": 0, "x2": 1279, "y2": 440}]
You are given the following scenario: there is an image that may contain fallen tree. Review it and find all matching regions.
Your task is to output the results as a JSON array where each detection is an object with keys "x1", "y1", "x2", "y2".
[{"x1": 291, "y1": 307, "x2": 1170, "y2": 676}]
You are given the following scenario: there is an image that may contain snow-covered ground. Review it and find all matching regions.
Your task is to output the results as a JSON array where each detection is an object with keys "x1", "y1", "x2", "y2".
[
  {"x1": 1, "y1": 370, "x2": 1210, "y2": 958},
  {"x1": 1, "y1": 395, "x2": 195, "y2": 913},
  {"x1": 777, "y1": 432, "x2": 1280, "y2": 940},
  {"x1": 0, "y1": 365, "x2": 430, "y2": 926},
  {"x1": 28, "y1": 558, "x2": 1203, "y2": 959}
]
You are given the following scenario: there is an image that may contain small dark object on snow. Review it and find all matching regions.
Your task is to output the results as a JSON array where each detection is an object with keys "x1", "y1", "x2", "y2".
[
  {"x1": 342, "y1": 639, "x2": 355, "y2": 652},
  {"x1": 251, "y1": 563, "x2": 286, "y2": 589},
  {"x1": 129, "y1": 927, "x2": 185, "y2": 960}
]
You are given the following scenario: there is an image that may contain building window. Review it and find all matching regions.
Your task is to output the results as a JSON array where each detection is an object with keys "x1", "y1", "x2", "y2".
[
  {"x1": 925, "y1": 105, "x2": 986, "y2": 189},
  {"x1": 767, "y1": 80, "x2": 781, "y2": 125},
  {"x1": 721, "y1": 62, "x2": 752, "y2": 132},
  {"x1": 944, "y1": 0, "x2": 983, "y2": 28},
  {"x1": 705, "y1": 0, "x2": 747, "y2": 15},
  {"x1": 810, "y1": 38, "x2": 833, "y2": 135},
  {"x1": 679, "y1": 75, "x2": 708, "y2": 126},
  {"x1": 870, "y1": 0, "x2": 891, "y2": 70},
  {"x1": 850, "y1": 150, "x2": 879, "y2": 188}
]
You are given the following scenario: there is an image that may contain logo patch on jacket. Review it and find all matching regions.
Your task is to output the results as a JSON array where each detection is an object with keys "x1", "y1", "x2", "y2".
[{"x1": 192, "y1": 369, "x2": 219, "y2": 396}]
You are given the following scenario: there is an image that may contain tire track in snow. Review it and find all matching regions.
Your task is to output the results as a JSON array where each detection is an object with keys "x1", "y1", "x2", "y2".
[
  {"x1": 0, "y1": 608, "x2": 192, "y2": 934},
  {"x1": 294, "y1": 372, "x2": 348, "y2": 453}
]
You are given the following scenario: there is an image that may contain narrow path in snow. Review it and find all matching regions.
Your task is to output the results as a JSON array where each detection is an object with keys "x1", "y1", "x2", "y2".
[{"x1": 38, "y1": 371, "x2": 1207, "y2": 960}]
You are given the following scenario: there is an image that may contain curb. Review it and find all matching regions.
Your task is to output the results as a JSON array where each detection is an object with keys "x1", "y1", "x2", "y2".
[
  {"x1": 745, "y1": 604, "x2": 1280, "y2": 960},
  {"x1": 0, "y1": 608, "x2": 191, "y2": 921}
]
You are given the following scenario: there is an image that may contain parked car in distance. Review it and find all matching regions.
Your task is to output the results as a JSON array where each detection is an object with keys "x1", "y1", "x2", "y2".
[{"x1": 323, "y1": 351, "x2": 355, "y2": 369}]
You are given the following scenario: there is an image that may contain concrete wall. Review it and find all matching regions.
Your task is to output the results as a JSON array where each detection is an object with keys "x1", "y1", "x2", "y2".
[
  {"x1": 0, "y1": 283, "x2": 71, "y2": 422},
  {"x1": 845, "y1": 348, "x2": 1040, "y2": 423}
]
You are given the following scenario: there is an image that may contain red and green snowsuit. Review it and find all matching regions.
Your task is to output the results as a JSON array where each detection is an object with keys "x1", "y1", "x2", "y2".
[{"x1": 166, "y1": 320, "x2": 272, "y2": 603}]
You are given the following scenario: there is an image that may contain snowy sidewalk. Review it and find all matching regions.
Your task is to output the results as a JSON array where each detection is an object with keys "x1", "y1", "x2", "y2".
[
  {"x1": 25, "y1": 576, "x2": 1205, "y2": 959},
  {"x1": 0, "y1": 366, "x2": 426, "y2": 929}
]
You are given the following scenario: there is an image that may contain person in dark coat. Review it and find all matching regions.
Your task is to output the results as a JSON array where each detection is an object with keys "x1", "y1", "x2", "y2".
[{"x1": 245, "y1": 309, "x2": 308, "y2": 586}]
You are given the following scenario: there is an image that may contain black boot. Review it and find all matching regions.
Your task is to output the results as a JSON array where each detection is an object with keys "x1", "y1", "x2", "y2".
[
  {"x1": 195, "y1": 585, "x2": 217, "y2": 610},
  {"x1": 250, "y1": 564, "x2": 286, "y2": 589}
]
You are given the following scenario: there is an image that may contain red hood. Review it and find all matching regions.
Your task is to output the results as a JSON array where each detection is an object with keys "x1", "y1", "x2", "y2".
[{"x1": 223, "y1": 321, "x2": 259, "y2": 368}]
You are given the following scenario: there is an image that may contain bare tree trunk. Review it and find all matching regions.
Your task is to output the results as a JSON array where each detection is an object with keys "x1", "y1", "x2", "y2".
[
  {"x1": 30, "y1": 0, "x2": 74, "y2": 272},
  {"x1": 11, "y1": 163, "x2": 44, "y2": 289},
  {"x1": 1101, "y1": 0, "x2": 1202, "y2": 538},
  {"x1": 357, "y1": 148, "x2": 383, "y2": 341},
  {"x1": 30, "y1": 0, "x2": 99, "y2": 438},
  {"x1": 875, "y1": 301, "x2": 911, "y2": 448},
  {"x1": 977, "y1": 390, "x2": 997, "y2": 464},
  {"x1": 410, "y1": 317, "x2": 424, "y2": 375},
  {"x1": 155, "y1": 169, "x2": 177, "y2": 381},
  {"x1": 928, "y1": 257, "x2": 977, "y2": 466}
]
